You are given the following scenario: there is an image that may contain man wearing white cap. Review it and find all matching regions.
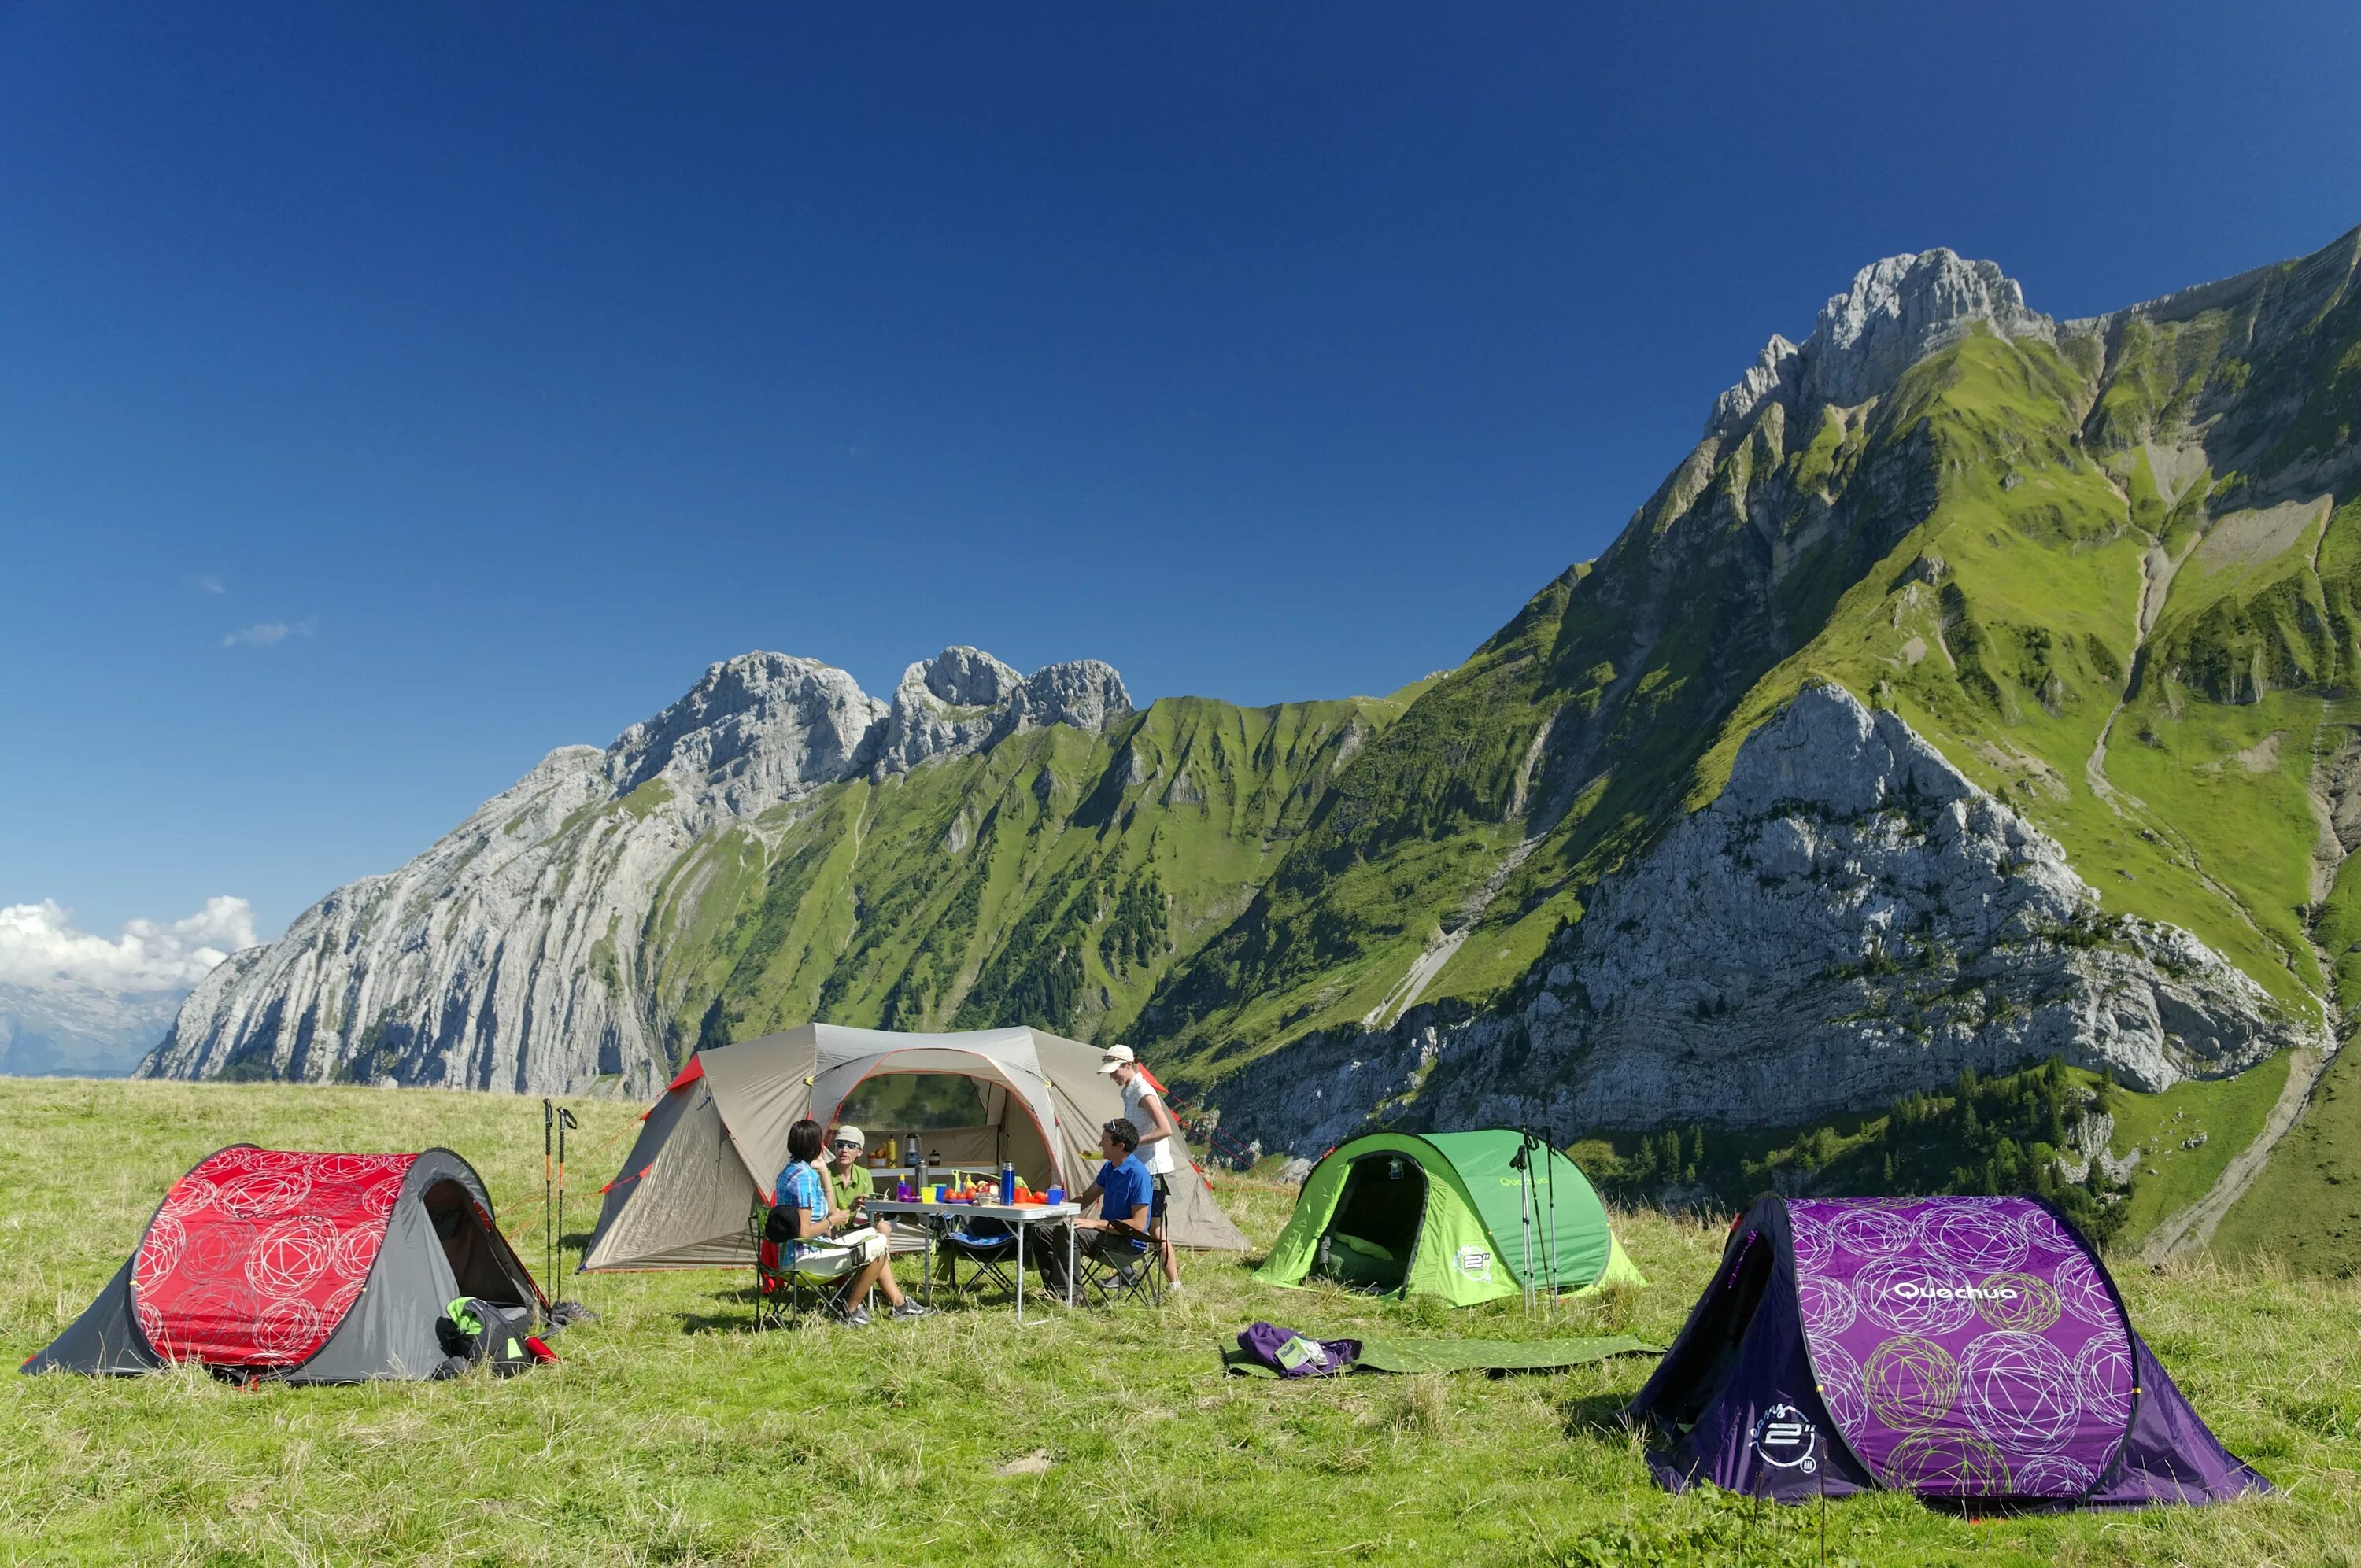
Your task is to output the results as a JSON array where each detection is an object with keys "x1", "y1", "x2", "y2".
[
  {"x1": 1099, "y1": 1046, "x2": 1184, "y2": 1292},
  {"x1": 826, "y1": 1125, "x2": 889, "y2": 1241}
]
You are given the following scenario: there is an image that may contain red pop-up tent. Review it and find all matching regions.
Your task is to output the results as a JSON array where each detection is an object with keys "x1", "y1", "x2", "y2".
[{"x1": 24, "y1": 1146, "x2": 545, "y2": 1382}]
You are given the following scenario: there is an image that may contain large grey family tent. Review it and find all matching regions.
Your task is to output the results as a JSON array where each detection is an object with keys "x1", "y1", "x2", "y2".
[
  {"x1": 1627, "y1": 1195, "x2": 2269, "y2": 1507},
  {"x1": 24, "y1": 1146, "x2": 545, "y2": 1382},
  {"x1": 1253, "y1": 1131, "x2": 1643, "y2": 1307},
  {"x1": 582, "y1": 1024, "x2": 1248, "y2": 1269}
]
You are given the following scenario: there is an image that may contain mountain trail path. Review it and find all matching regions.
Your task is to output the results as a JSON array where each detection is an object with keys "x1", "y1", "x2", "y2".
[{"x1": 2138, "y1": 1037, "x2": 2340, "y2": 1264}]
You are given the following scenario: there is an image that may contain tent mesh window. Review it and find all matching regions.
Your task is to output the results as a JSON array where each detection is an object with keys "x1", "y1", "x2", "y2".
[
  {"x1": 1314, "y1": 1154, "x2": 1427, "y2": 1293},
  {"x1": 423, "y1": 1180, "x2": 534, "y2": 1309}
]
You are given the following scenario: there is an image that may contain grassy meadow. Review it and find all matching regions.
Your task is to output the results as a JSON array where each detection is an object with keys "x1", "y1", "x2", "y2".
[{"x1": 4, "y1": 1078, "x2": 2360, "y2": 1566}]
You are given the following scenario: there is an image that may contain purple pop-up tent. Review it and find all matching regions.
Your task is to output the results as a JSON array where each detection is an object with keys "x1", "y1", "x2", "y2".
[{"x1": 1625, "y1": 1195, "x2": 2268, "y2": 1507}]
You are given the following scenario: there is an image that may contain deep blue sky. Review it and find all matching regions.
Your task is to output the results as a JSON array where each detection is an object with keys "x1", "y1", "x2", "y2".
[{"x1": 6, "y1": 2, "x2": 2359, "y2": 943}]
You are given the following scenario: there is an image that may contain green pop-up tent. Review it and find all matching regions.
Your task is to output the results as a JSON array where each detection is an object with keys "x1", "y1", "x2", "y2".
[{"x1": 1254, "y1": 1131, "x2": 1644, "y2": 1307}]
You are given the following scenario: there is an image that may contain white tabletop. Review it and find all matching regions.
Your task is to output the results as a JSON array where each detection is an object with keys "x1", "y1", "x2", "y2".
[{"x1": 864, "y1": 1200, "x2": 1079, "y2": 1223}]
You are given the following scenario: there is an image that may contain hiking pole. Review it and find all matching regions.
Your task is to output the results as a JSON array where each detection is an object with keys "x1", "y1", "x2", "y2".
[
  {"x1": 1510, "y1": 1136, "x2": 1535, "y2": 1318},
  {"x1": 556, "y1": 1105, "x2": 579, "y2": 1288},
  {"x1": 1543, "y1": 1124, "x2": 1559, "y2": 1323},
  {"x1": 542, "y1": 1099, "x2": 556, "y2": 1293}
]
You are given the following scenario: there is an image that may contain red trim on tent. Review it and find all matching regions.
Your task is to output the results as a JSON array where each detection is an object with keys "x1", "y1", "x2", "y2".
[
  {"x1": 666, "y1": 1057, "x2": 704, "y2": 1092},
  {"x1": 130, "y1": 1149, "x2": 419, "y2": 1370}
]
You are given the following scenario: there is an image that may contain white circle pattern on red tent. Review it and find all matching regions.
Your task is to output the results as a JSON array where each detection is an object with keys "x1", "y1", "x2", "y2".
[
  {"x1": 245, "y1": 1216, "x2": 334, "y2": 1297},
  {"x1": 1959, "y1": 1330, "x2": 2082, "y2": 1454},
  {"x1": 212, "y1": 1165, "x2": 315, "y2": 1221},
  {"x1": 160, "y1": 1174, "x2": 216, "y2": 1219},
  {"x1": 135, "y1": 1209, "x2": 188, "y2": 1286},
  {"x1": 251, "y1": 1298, "x2": 325, "y2": 1363},
  {"x1": 329, "y1": 1219, "x2": 380, "y2": 1282},
  {"x1": 180, "y1": 1222, "x2": 249, "y2": 1284},
  {"x1": 1855, "y1": 1255, "x2": 1980, "y2": 1337},
  {"x1": 134, "y1": 1294, "x2": 167, "y2": 1352}
]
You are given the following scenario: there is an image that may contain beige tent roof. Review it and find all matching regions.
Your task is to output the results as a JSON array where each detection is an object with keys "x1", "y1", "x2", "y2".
[{"x1": 582, "y1": 1023, "x2": 1247, "y2": 1271}]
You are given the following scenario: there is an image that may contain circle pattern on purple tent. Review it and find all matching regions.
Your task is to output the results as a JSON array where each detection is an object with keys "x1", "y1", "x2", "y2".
[
  {"x1": 1824, "y1": 1205, "x2": 1916, "y2": 1258},
  {"x1": 2050, "y1": 1250, "x2": 2117, "y2": 1327},
  {"x1": 1863, "y1": 1334, "x2": 1961, "y2": 1428},
  {"x1": 1960, "y1": 1330, "x2": 2082, "y2": 1453},
  {"x1": 2008, "y1": 1452, "x2": 2097, "y2": 1498},
  {"x1": 1797, "y1": 1273, "x2": 1856, "y2": 1337},
  {"x1": 1920, "y1": 1205, "x2": 2027, "y2": 1273},
  {"x1": 1880, "y1": 1429, "x2": 2013, "y2": 1495},
  {"x1": 2073, "y1": 1332, "x2": 2135, "y2": 1429},
  {"x1": 1806, "y1": 1336, "x2": 1866, "y2": 1433},
  {"x1": 1788, "y1": 1213, "x2": 1832, "y2": 1273},
  {"x1": 1975, "y1": 1271, "x2": 2062, "y2": 1334},
  {"x1": 2019, "y1": 1204, "x2": 2086, "y2": 1258},
  {"x1": 1856, "y1": 1256, "x2": 1979, "y2": 1336}
]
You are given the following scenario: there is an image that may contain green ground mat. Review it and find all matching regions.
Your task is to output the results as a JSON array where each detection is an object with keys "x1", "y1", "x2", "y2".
[{"x1": 1221, "y1": 1334, "x2": 1657, "y2": 1378}]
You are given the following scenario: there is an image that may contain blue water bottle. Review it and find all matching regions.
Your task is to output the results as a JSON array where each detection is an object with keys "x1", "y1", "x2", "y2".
[{"x1": 999, "y1": 1162, "x2": 1016, "y2": 1205}]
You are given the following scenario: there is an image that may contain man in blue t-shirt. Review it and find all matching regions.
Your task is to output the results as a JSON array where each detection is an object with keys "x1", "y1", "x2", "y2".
[{"x1": 1044, "y1": 1118, "x2": 1155, "y2": 1296}]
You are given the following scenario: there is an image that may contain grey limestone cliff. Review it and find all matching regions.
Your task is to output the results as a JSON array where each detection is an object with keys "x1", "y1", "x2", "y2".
[
  {"x1": 141, "y1": 647, "x2": 1131, "y2": 1095},
  {"x1": 1205, "y1": 683, "x2": 2312, "y2": 1153}
]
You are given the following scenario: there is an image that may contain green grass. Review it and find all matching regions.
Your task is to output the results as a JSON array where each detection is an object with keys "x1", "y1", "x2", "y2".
[
  {"x1": 5, "y1": 1078, "x2": 2358, "y2": 1566},
  {"x1": 2105, "y1": 1053, "x2": 2294, "y2": 1244},
  {"x1": 2216, "y1": 1042, "x2": 2361, "y2": 1274}
]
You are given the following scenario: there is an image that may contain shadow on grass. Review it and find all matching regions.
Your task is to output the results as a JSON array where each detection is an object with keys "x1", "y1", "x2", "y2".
[{"x1": 1561, "y1": 1390, "x2": 1641, "y2": 1441}]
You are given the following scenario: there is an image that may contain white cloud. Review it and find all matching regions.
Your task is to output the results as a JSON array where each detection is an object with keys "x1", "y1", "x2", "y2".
[
  {"x1": 0, "y1": 897, "x2": 258, "y2": 992},
  {"x1": 222, "y1": 617, "x2": 316, "y2": 648},
  {"x1": 190, "y1": 573, "x2": 227, "y2": 596}
]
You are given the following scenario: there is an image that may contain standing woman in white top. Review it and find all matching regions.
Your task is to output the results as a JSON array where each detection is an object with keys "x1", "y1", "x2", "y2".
[{"x1": 1099, "y1": 1045, "x2": 1184, "y2": 1292}]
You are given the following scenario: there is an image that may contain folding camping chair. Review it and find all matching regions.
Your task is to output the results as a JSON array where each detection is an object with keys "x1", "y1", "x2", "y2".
[
  {"x1": 1073, "y1": 1222, "x2": 1163, "y2": 1310},
  {"x1": 748, "y1": 1208, "x2": 872, "y2": 1330},
  {"x1": 935, "y1": 1216, "x2": 1022, "y2": 1304}
]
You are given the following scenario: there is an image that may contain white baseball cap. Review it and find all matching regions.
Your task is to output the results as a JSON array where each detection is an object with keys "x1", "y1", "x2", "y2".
[
  {"x1": 1097, "y1": 1045, "x2": 1136, "y2": 1075},
  {"x1": 830, "y1": 1125, "x2": 865, "y2": 1148}
]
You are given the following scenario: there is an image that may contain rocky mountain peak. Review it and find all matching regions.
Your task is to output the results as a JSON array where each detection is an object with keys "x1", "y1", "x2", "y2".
[
  {"x1": 605, "y1": 651, "x2": 889, "y2": 814},
  {"x1": 870, "y1": 648, "x2": 1132, "y2": 775},
  {"x1": 1707, "y1": 248, "x2": 2056, "y2": 437}
]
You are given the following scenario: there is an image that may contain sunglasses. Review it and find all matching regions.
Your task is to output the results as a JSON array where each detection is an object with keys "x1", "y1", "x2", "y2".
[{"x1": 831, "y1": 1141, "x2": 861, "y2": 1151}]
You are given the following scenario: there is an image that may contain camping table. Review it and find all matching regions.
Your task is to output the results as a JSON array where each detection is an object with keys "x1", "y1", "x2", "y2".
[{"x1": 863, "y1": 1201, "x2": 1081, "y2": 1324}]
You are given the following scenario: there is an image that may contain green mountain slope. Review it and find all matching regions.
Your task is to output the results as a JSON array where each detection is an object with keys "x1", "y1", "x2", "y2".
[
  {"x1": 641, "y1": 690, "x2": 1413, "y2": 1063},
  {"x1": 1151, "y1": 227, "x2": 2361, "y2": 1154}
]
